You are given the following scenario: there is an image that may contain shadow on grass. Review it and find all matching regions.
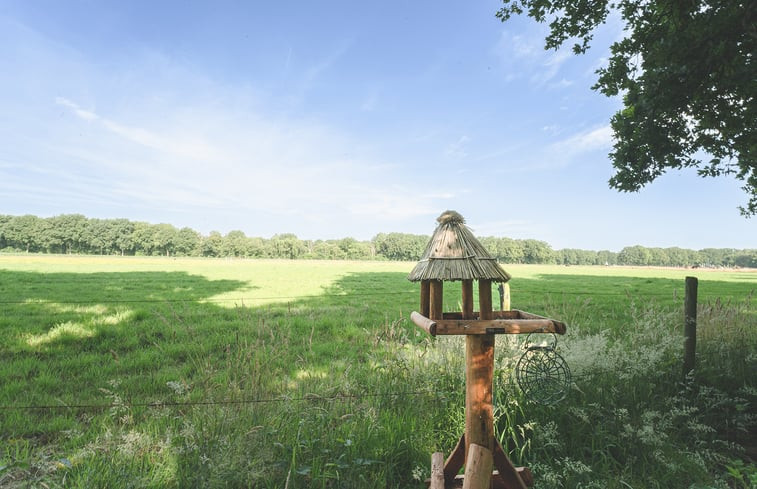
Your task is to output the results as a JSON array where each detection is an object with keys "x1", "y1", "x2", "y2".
[
  {"x1": 0, "y1": 269, "x2": 252, "y2": 434},
  {"x1": 0, "y1": 269, "x2": 250, "y2": 304},
  {"x1": 0, "y1": 269, "x2": 250, "y2": 350},
  {"x1": 305, "y1": 270, "x2": 754, "y2": 334}
]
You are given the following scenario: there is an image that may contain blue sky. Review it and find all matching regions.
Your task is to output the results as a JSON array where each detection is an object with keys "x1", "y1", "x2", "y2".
[{"x1": 1, "y1": 1, "x2": 754, "y2": 251}]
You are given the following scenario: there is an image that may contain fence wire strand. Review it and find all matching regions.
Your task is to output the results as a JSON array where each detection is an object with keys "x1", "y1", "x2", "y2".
[
  {"x1": 0, "y1": 290, "x2": 733, "y2": 306},
  {"x1": 0, "y1": 364, "x2": 724, "y2": 414},
  {"x1": 0, "y1": 389, "x2": 452, "y2": 413}
]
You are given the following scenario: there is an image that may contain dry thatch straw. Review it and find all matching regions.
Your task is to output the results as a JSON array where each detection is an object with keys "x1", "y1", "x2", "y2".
[{"x1": 407, "y1": 210, "x2": 511, "y2": 282}]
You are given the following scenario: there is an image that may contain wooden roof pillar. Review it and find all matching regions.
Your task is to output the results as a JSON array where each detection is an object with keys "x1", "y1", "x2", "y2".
[
  {"x1": 429, "y1": 280, "x2": 443, "y2": 321},
  {"x1": 420, "y1": 280, "x2": 431, "y2": 318}
]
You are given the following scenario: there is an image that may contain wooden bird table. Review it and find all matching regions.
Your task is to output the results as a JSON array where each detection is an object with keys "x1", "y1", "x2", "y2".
[{"x1": 412, "y1": 279, "x2": 566, "y2": 489}]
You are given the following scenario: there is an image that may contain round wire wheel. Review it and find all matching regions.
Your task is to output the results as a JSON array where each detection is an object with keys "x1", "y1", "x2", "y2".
[{"x1": 515, "y1": 346, "x2": 571, "y2": 405}]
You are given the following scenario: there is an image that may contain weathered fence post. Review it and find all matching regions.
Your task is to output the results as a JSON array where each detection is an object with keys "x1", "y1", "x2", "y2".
[
  {"x1": 497, "y1": 282, "x2": 511, "y2": 311},
  {"x1": 683, "y1": 276, "x2": 698, "y2": 377}
]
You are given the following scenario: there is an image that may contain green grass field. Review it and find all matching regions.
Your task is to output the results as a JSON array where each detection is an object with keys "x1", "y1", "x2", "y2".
[{"x1": 1, "y1": 255, "x2": 755, "y2": 488}]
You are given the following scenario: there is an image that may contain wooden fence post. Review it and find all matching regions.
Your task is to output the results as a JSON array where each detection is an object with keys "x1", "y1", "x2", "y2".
[{"x1": 683, "y1": 276, "x2": 698, "y2": 378}]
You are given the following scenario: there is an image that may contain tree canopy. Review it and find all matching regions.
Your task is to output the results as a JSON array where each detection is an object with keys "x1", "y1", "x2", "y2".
[
  {"x1": 1, "y1": 213, "x2": 754, "y2": 268},
  {"x1": 497, "y1": 0, "x2": 756, "y2": 215}
]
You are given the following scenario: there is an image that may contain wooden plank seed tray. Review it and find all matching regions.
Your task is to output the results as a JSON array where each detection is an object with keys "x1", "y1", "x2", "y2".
[{"x1": 410, "y1": 309, "x2": 566, "y2": 337}]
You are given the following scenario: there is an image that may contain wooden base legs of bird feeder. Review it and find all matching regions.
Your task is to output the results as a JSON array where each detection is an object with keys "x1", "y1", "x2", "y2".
[
  {"x1": 425, "y1": 339, "x2": 532, "y2": 489},
  {"x1": 428, "y1": 434, "x2": 532, "y2": 488}
]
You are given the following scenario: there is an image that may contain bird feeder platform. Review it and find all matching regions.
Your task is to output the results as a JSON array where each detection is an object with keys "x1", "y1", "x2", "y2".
[{"x1": 410, "y1": 309, "x2": 566, "y2": 337}]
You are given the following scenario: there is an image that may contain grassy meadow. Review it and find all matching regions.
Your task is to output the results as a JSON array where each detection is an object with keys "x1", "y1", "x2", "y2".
[{"x1": 0, "y1": 255, "x2": 755, "y2": 488}]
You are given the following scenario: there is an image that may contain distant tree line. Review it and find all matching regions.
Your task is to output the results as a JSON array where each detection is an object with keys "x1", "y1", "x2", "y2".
[{"x1": 0, "y1": 214, "x2": 754, "y2": 268}]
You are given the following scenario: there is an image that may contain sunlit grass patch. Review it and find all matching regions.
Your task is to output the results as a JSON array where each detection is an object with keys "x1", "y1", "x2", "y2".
[
  {"x1": 24, "y1": 308, "x2": 134, "y2": 347},
  {"x1": 26, "y1": 321, "x2": 96, "y2": 347},
  {"x1": 44, "y1": 303, "x2": 110, "y2": 315}
]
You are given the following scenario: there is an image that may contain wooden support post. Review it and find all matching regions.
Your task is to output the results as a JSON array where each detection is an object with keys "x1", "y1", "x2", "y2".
[
  {"x1": 462, "y1": 444, "x2": 493, "y2": 489},
  {"x1": 683, "y1": 276, "x2": 698, "y2": 378},
  {"x1": 465, "y1": 280, "x2": 495, "y2": 469},
  {"x1": 430, "y1": 280, "x2": 444, "y2": 321},
  {"x1": 430, "y1": 452, "x2": 445, "y2": 489},
  {"x1": 421, "y1": 280, "x2": 431, "y2": 319},
  {"x1": 464, "y1": 335, "x2": 494, "y2": 456}
]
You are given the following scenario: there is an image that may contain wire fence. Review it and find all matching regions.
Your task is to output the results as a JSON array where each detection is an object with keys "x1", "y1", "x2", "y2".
[
  {"x1": 2, "y1": 289, "x2": 747, "y2": 306},
  {"x1": 0, "y1": 290, "x2": 417, "y2": 305},
  {"x1": 1, "y1": 276, "x2": 752, "y2": 415},
  {"x1": 0, "y1": 388, "x2": 449, "y2": 413},
  {"x1": 4, "y1": 361, "x2": 747, "y2": 415}
]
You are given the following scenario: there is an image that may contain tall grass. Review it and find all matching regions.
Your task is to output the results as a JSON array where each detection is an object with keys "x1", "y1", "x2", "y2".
[
  {"x1": 0, "y1": 257, "x2": 754, "y2": 488},
  {"x1": 492, "y1": 297, "x2": 757, "y2": 488}
]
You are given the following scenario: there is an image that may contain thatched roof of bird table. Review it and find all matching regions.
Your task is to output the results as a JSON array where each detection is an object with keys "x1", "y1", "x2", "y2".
[{"x1": 407, "y1": 210, "x2": 511, "y2": 283}]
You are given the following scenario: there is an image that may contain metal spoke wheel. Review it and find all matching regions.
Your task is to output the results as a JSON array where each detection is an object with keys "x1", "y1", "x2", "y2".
[{"x1": 515, "y1": 333, "x2": 571, "y2": 405}]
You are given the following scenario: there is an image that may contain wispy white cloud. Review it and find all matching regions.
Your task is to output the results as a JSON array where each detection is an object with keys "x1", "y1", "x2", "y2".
[
  {"x1": 56, "y1": 96, "x2": 223, "y2": 162},
  {"x1": 493, "y1": 31, "x2": 573, "y2": 86},
  {"x1": 283, "y1": 47, "x2": 293, "y2": 73},
  {"x1": 553, "y1": 125, "x2": 613, "y2": 154},
  {"x1": 46, "y1": 91, "x2": 461, "y2": 235},
  {"x1": 445, "y1": 135, "x2": 471, "y2": 159},
  {"x1": 289, "y1": 39, "x2": 353, "y2": 103},
  {"x1": 547, "y1": 77, "x2": 574, "y2": 89},
  {"x1": 506, "y1": 34, "x2": 540, "y2": 58},
  {"x1": 306, "y1": 41, "x2": 351, "y2": 82},
  {"x1": 55, "y1": 97, "x2": 98, "y2": 121},
  {"x1": 360, "y1": 91, "x2": 379, "y2": 112},
  {"x1": 531, "y1": 48, "x2": 572, "y2": 85},
  {"x1": 483, "y1": 124, "x2": 613, "y2": 175},
  {"x1": 0, "y1": 16, "x2": 456, "y2": 235}
]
